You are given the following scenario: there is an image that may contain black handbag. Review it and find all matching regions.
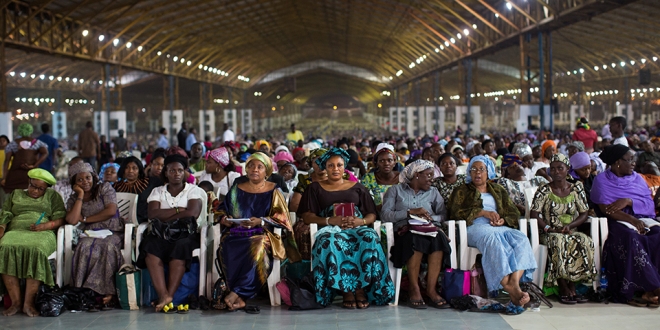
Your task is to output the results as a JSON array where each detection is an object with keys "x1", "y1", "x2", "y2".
[
  {"x1": 287, "y1": 274, "x2": 323, "y2": 311},
  {"x1": 149, "y1": 216, "x2": 197, "y2": 242},
  {"x1": 211, "y1": 245, "x2": 230, "y2": 310}
]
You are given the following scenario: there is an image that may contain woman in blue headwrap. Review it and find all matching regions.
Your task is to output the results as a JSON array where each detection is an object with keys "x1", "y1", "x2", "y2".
[
  {"x1": 298, "y1": 147, "x2": 394, "y2": 309},
  {"x1": 448, "y1": 156, "x2": 536, "y2": 312}
]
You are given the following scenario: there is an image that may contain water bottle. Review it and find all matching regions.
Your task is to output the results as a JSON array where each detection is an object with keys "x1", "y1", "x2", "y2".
[{"x1": 599, "y1": 268, "x2": 608, "y2": 292}]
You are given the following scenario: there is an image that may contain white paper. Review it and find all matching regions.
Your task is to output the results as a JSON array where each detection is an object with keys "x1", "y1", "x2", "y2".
[
  {"x1": 82, "y1": 229, "x2": 113, "y2": 239},
  {"x1": 408, "y1": 214, "x2": 430, "y2": 225}
]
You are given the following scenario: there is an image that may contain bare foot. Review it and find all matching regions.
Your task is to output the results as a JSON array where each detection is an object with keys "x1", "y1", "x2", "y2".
[
  {"x1": 426, "y1": 287, "x2": 443, "y2": 304},
  {"x1": 232, "y1": 296, "x2": 246, "y2": 311},
  {"x1": 23, "y1": 305, "x2": 39, "y2": 317},
  {"x1": 355, "y1": 289, "x2": 370, "y2": 309},
  {"x1": 408, "y1": 285, "x2": 423, "y2": 303},
  {"x1": 224, "y1": 292, "x2": 240, "y2": 311},
  {"x1": 503, "y1": 282, "x2": 529, "y2": 306},
  {"x1": 642, "y1": 292, "x2": 659, "y2": 304},
  {"x1": 3, "y1": 304, "x2": 21, "y2": 316},
  {"x1": 342, "y1": 292, "x2": 356, "y2": 309},
  {"x1": 154, "y1": 296, "x2": 173, "y2": 312},
  {"x1": 102, "y1": 295, "x2": 113, "y2": 305}
]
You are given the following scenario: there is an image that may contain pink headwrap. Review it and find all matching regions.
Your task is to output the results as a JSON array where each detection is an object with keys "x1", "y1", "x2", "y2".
[
  {"x1": 207, "y1": 147, "x2": 230, "y2": 167},
  {"x1": 273, "y1": 152, "x2": 294, "y2": 163}
]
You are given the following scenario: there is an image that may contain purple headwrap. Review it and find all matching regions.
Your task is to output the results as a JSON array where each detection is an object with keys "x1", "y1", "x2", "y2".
[
  {"x1": 591, "y1": 170, "x2": 655, "y2": 218},
  {"x1": 207, "y1": 147, "x2": 230, "y2": 167},
  {"x1": 569, "y1": 152, "x2": 591, "y2": 170}
]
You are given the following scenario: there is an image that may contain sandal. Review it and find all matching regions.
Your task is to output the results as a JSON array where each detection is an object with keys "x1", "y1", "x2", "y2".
[
  {"x1": 162, "y1": 302, "x2": 176, "y2": 314},
  {"x1": 244, "y1": 305, "x2": 260, "y2": 314},
  {"x1": 505, "y1": 302, "x2": 526, "y2": 315},
  {"x1": 559, "y1": 295, "x2": 577, "y2": 305},
  {"x1": 430, "y1": 297, "x2": 451, "y2": 309},
  {"x1": 407, "y1": 299, "x2": 427, "y2": 309},
  {"x1": 573, "y1": 295, "x2": 589, "y2": 304},
  {"x1": 177, "y1": 304, "x2": 189, "y2": 314},
  {"x1": 356, "y1": 299, "x2": 370, "y2": 310}
]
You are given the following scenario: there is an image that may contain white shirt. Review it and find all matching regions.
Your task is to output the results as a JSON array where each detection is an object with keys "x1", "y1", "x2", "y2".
[
  {"x1": 613, "y1": 136, "x2": 629, "y2": 147},
  {"x1": 196, "y1": 171, "x2": 240, "y2": 196},
  {"x1": 530, "y1": 161, "x2": 549, "y2": 177},
  {"x1": 147, "y1": 183, "x2": 206, "y2": 209},
  {"x1": 222, "y1": 129, "x2": 235, "y2": 143}
]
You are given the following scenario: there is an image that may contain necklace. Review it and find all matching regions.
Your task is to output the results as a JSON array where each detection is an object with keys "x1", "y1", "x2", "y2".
[
  {"x1": 164, "y1": 184, "x2": 186, "y2": 209},
  {"x1": 249, "y1": 180, "x2": 266, "y2": 191}
]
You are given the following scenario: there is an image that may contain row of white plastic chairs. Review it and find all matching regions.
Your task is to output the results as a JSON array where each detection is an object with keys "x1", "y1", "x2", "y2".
[{"x1": 48, "y1": 186, "x2": 610, "y2": 308}]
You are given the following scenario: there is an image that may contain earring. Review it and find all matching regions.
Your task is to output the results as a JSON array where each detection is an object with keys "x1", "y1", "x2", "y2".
[{"x1": 415, "y1": 176, "x2": 419, "y2": 179}]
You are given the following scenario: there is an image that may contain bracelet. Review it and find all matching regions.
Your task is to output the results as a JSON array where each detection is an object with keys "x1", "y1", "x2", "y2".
[
  {"x1": 325, "y1": 217, "x2": 330, "y2": 226},
  {"x1": 175, "y1": 207, "x2": 180, "y2": 214},
  {"x1": 543, "y1": 225, "x2": 550, "y2": 233},
  {"x1": 82, "y1": 216, "x2": 87, "y2": 223},
  {"x1": 363, "y1": 219, "x2": 366, "y2": 226},
  {"x1": 51, "y1": 221, "x2": 55, "y2": 229}
]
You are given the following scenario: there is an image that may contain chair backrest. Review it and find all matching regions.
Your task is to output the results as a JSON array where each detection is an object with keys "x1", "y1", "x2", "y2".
[
  {"x1": 63, "y1": 150, "x2": 78, "y2": 160},
  {"x1": 198, "y1": 193, "x2": 208, "y2": 230},
  {"x1": 523, "y1": 187, "x2": 538, "y2": 220},
  {"x1": 131, "y1": 150, "x2": 142, "y2": 159},
  {"x1": 115, "y1": 192, "x2": 138, "y2": 225}
]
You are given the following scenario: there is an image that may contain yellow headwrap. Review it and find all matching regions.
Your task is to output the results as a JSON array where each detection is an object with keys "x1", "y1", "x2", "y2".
[
  {"x1": 28, "y1": 168, "x2": 56, "y2": 186},
  {"x1": 255, "y1": 140, "x2": 271, "y2": 152},
  {"x1": 246, "y1": 152, "x2": 273, "y2": 177}
]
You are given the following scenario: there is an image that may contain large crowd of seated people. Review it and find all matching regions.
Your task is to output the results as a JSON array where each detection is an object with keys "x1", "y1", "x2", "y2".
[{"x1": 1, "y1": 115, "x2": 660, "y2": 317}]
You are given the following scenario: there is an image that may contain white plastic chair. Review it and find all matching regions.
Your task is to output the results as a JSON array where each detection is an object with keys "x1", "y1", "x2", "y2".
[
  {"x1": 210, "y1": 224, "x2": 283, "y2": 306},
  {"x1": 63, "y1": 150, "x2": 78, "y2": 160},
  {"x1": 47, "y1": 227, "x2": 65, "y2": 287},
  {"x1": 383, "y1": 220, "x2": 457, "y2": 306},
  {"x1": 458, "y1": 219, "x2": 529, "y2": 271},
  {"x1": 135, "y1": 195, "x2": 210, "y2": 297},
  {"x1": 131, "y1": 150, "x2": 142, "y2": 159}
]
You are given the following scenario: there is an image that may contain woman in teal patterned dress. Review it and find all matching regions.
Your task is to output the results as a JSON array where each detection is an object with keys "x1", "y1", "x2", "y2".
[
  {"x1": 0, "y1": 169, "x2": 66, "y2": 316},
  {"x1": 360, "y1": 143, "x2": 399, "y2": 210},
  {"x1": 298, "y1": 147, "x2": 394, "y2": 309}
]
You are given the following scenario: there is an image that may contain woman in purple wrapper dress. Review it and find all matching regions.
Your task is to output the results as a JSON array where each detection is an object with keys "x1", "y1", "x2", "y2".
[{"x1": 591, "y1": 145, "x2": 660, "y2": 306}]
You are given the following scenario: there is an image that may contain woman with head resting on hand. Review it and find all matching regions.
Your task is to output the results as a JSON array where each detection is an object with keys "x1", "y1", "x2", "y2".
[
  {"x1": 216, "y1": 152, "x2": 298, "y2": 312},
  {"x1": 381, "y1": 160, "x2": 452, "y2": 309},
  {"x1": 448, "y1": 155, "x2": 536, "y2": 314},
  {"x1": 65, "y1": 162, "x2": 123, "y2": 310},
  {"x1": 298, "y1": 147, "x2": 394, "y2": 309},
  {"x1": 591, "y1": 144, "x2": 660, "y2": 307},
  {"x1": 0, "y1": 169, "x2": 66, "y2": 317}
]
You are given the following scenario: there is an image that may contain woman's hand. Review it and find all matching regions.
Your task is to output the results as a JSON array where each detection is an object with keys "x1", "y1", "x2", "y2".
[
  {"x1": 560, "y1": 226, "x2": 572, "y2": 234},
  {"x1": 20, "y1": 163, "x2": 35, "y2": 170},
  {"x1": 72, "y1": 184, "x2": 84, "y2": 196},
  {"x1": 605, "y1": 198, "x2": 631, "y2": 215},
  {"x1": 408, "y1": 208, "x2": 432, "y2": 221},
  {"x1": 340, "y1": 216, "x2": 361, "y2": 229},
  {"x1": 29, "y1": 223, "x2": 50, "y2": 232},
  {"x1": 240, "y1": 217, "x2": 262, "y2": 229},
  {"x1": 630, "y1": 218, "x2": 648, "y2": 234},
  {"x1": 219, "y1": 216, "x2": 234, "y2": 227}
]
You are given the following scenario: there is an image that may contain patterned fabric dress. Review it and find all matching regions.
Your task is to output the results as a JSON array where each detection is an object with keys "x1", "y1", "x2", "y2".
[
  {"x1": 431, "y1": 174, "x2": 466, "y2": 205},
  {"x1": 494, "y1": 176, "x2": 548, "y2": 207},
  {"x1": 0, "y1": 189, "x2": 66, "y2": 291},
  {"x1": 360, "y1": 172, "x2": 394, "y2": 206},
  {"x1": 297, "y1": 182, "x2": 394, "y2": 306},
  {"x1": 530, "y1": 182, "x2": 597, "y2": 287},
  {"x1": 218, "y1": 185, "x2": 293, "y2": 300},
  {"x1": 67, "y1": 183, "x2": 124, "y2": 295}
]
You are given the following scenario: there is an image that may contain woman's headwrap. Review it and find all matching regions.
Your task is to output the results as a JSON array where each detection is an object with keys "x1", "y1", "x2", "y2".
[
  {"x1": 207, "y1": 147, "x2": 230, "y2": 167},
  {"x1": 567, "y1": 141, "x2": 585, "y2": 152},
  {"x1": 117, "y1": 151, "x2": 133, "y2": 159},
  {"x1": 239, "y1": 144, "x2": 248, "y2": 152},
  {"x1": 541, "y1": 140, "x2": 557, "y2": 157},
  {"x1": 255, "y1": 140, "x2": 271, "y2": 152},
  {"x1": 590, "y1": 153, "x2": 606, "y2": 174},
  {"x1": 465, "y1": 155, "x2": 496, "y2": 184},
  {"x1": 239, "y1": 152, "x2": 251, "y2": 162},
  {"x1": 17, "y1": 123, "x2": 33, "y2": 138},
  {"x1": 166, "y1": 146, "x2": 188, "y2": 158},
  {"x1": 599, "y1": 144, "x2": 631, "y2": 166},
  {"x1": 246, "y1": 152, "x2": 273, "y2": 177},
  {"x1": 569, "y1": 152, "x2": 591, "y2": 170},
  {"x1": 280, "y1": 162, "x2": 298, "y2": 180},
  {"x1": 315, "y1": 147, "x2": 350, "y2": 171},
  {"x1": 99, "y1": 163, "x2": 120, "y2": 180},
  {"x1": 374, "y1": 143, "x2": 395, "y2": 160},
  {"x1": 28, "y1": 168, "x2": 56, "y2": 186},
  {"x1": 273, "y1": 152, "x2": 294, "y2": 163},
  {"x1": 223, "y1": 141, "x2": 239, "y2": 153},
  {"x1": 292, "y1": 147, "x2": 305, "y2": 157},
  {"x1": 451, "y1": 145, "x2": 464, "y2": 153},
  {"x1": 501, "y1": 154, "x2": 522, "y2": 169},
  {"x1": 309, "y1": 148, "x2": 328, "y2": 164},
  {"x1": 550, "y1": 153, "x2": 571, "y2": 168},
  {"x1": 68, "y1": 162, "x2": 97, "y2": 181},
  {"x1": 163, "y1": 154, "x2": 189, "y2": 170},
  {"x1": 275, "y1": 145, "x2": 289, "y2": 154},
  {"x1": 577, "y1": 117, "x2": 590, "y2": 130},
  {"x1": 399, "y1": 159, "x2": 434, "y2": 184}
]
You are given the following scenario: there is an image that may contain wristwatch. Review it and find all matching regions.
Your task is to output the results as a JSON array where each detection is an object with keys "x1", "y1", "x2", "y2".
[
  {"x1": 543, "y1": 225, "x2": 550, "y2": 233},
  {"x1": 82, "y1": 216, "x2": 87, "y2": 223}
]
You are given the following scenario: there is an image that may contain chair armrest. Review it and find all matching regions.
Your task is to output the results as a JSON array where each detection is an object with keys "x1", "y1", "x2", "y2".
[
  {"x1": 599, "y1": 217, "x2": 609, "y2": 250},
  {"x1": 519, "y1": 218, "x2": 528, "y2": 238},
  {"x1": 446, "y1": 220, "x2": 457, "y2": 269},
  {"x1": 528, "y1": 218, "x2": 540, "y2": 254},
  {"x1": 310, "y1": 223, "x2": 318, "y2": 249},
  {"x1": 56, "y1": 226, "x2": 65, "y2": 287},
  {"x1": 135, "y1": 223, "x2": 148, "y2": 265},
  {"x1": 373, "y1": 221, "x2": 381, "y2": 240},
  {"x1": 63, "y1": 225, "x2": 76, "y2": 286},
  {"x1": 457, "y1": 220, "x2": 468, "y2": 270},
  {"x1": 123, "y1": 223, "x2": 134, "y2": 264}
]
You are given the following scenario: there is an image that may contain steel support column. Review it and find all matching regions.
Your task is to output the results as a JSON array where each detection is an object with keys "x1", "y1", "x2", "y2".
[
  {"x1": 169, "y1": 75, "x2": 174, "y2": 145},
  {"x1": 415, "y1": 80, "x2": 421, "y2": 137},
  {"x1": 104, "y1": 64, "x2": 111, "y2": 136},
  {"x1": 538, "y1": 32, "x2": 545, "y2": 131},
  {"x1": 465, "y1": 59, "x2": 472, "y2": 136},
  {"x1": 548, "y1": 32, "x2": 553, "y2": 131},
  {"x1": 434, "y1": 71, "x2": 440, "y2": 135},
  {"x1": 0, "y1": 33, "x2": 5, "y2": 113}
]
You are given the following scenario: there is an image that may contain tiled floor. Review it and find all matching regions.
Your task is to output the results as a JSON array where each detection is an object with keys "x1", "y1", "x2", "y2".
[{"x1": 1, "y1": 299, "x2": 659, "y2": 329}]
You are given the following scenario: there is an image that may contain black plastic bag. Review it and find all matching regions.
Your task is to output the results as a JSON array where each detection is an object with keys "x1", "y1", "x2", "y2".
[
  {"x1": 36, "y1": 285, "x2": 65, "y2": 317},
  {"x1": 287, "y1": 274, "x2": 323, "y2": 311}
]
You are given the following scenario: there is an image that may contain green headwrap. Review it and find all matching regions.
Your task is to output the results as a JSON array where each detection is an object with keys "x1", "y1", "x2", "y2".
[
  {"x1": 315, "y1": 147, "x2": 350, "y2": 171},
  {"x1": 246, "y1": 152, "x2": 273, "y2": 177},
  {"x1": 17, "y1": 123, "x2": 34, "y2": 137},
  {"x1": 28, "y1": 168, "x2": 56, "y2": 186}
]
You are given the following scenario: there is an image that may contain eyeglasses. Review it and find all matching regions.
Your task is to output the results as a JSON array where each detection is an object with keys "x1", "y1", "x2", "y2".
[
  {"x1": 470, "y1": 167, "x2": 488, "y2": 173},
  {"x1": 28, "y1": 181, "x2": 47, "y2": 193}
]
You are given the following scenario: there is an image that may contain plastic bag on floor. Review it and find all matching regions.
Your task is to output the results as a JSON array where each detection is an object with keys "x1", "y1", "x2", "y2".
[{"x1": 36, "y1": 285, "x2": 65, "y2": 317}]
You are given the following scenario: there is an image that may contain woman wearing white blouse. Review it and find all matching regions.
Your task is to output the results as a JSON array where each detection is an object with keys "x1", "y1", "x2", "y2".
[
  {"x1": 196, "y1": 147, "x2": 240, "y2": 197},
  {"x1": 137, "y1": 154, "x2": 205, "y2": 313}
]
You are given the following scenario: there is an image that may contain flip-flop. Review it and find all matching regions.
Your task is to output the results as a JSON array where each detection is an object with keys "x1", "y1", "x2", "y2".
[
  {"x1": 244, "y1": 305, "x2": 260, "y2": 314},
  {"x1": 429, "y1": 298, "x2": 451, "y2": 309},
  {"x1": 177, "y1": 304, "x2": 189, "y2": 314},
  {"x1": 408, "y1": 299, "x2": 427, "y2": 309},
  {"x1": 573, "y1": 295, "x2": 589, "y2": 304},
  {"x1": 162, "y1": 302, "x2": 176, "y2": 314},
  {"x1": 559, "y1": 295, "x2": 576, "y2": 305}
]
